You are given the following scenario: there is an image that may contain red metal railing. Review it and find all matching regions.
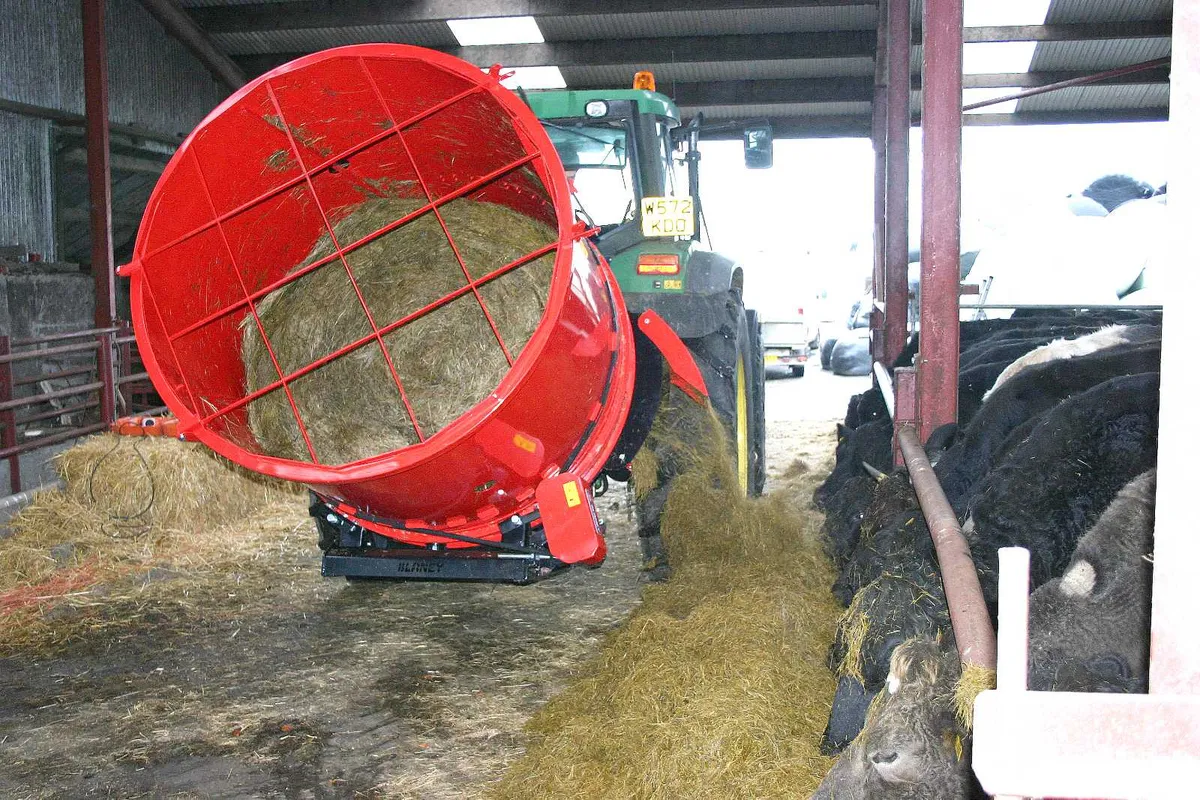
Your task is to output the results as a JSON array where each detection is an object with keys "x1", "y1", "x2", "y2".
[{"x1": 0, "y1": 324, "x2": 163, "y2": 495}]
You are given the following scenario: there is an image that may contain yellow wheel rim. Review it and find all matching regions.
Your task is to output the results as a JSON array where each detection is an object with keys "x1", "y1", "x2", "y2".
[{"x1": 736, "y1": 352, "x2": 750, "y2": 495}]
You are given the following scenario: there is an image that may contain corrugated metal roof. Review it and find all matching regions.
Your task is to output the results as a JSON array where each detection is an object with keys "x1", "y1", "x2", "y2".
[
  {"x1": 1044, "y1": 0, "x2": 1173, "y2": 24},
  {"x1": 562, "y1": 57, "x2": 875, "y2": 89},
  {"x1": 212, "y1": 22, "x2": 456, "y2": 54},
  {"x1": 686, "y1": 101, "x2": 873, "y2": 120},
  {"x1": 1029, "y1": 36, "x2": 1172, "y2": 71},
  {"x1": 1015, "y1": 81, "x2": 1170, "y2": 112},
  {"x1": 179, "y1": 0, "x2": 305, "y2": 5},
  {"x1": 538, "y1": 6, "x2": 876, "y2": 41}
]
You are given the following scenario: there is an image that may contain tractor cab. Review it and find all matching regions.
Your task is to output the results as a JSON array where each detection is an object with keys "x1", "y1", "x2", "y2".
[{"x1": 525, "y1": 74, "x2": 771, "y2": 322}]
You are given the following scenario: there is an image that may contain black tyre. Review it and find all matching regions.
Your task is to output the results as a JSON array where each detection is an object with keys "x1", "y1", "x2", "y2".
[
  {"x1": 632, "y1": 291, "x2": 765, "y2": 577},
  {"x1": 745, "y1": 309, "x2": 768, "y2": 496},
  {"x1": 820, "y1": 337, "x2": 838, "y2": 370},
  {"x1": 685, "y1": 290, "x2": 764, "y2": 498}
]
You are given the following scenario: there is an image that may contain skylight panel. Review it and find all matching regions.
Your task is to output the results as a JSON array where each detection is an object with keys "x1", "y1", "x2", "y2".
[
  {"x1": 963, "y1": 0, "x2": 1052, "y2": 27},
  {"x1": 493, "y1": 66, "x2": 567, "y2": 90},
  {"x1": 448, "y1": 16, "x2": 545, "y2": 46},
  {"x1": 962, "y1": 42, "x2": 1038, "y2": 75}
]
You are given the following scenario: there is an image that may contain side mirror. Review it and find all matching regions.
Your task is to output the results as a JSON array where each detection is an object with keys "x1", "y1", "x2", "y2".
[{"x1": 743, "y1": 123, "x2": 773, "y2": 169}]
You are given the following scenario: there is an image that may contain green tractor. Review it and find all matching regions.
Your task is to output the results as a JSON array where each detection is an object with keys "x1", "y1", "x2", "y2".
[{"x1": 526, "y1": 76, "x2": 771, "y2": 548}]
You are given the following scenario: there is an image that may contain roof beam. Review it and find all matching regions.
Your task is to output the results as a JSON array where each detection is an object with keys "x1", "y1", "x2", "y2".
[
  {"x1": 232, "y1": 30, "x2": 876, "y2": 75},
  {"x1": 960, "y1": 20, "x2": 1171, "y2": 43},
  {"x1": 564, "y1": 68, "x2": 1169, "y2": 107},
  {"x1": 961, "y1": 108, "x2": 1169, "y2": 126},
  {"x1": 703, "y1": 107, "x2": 1168, "y2": 139},
  {"x1": 190, "y1": 0, "x2": 872, "y2": 34},
  {"x1": 963, "y1": 67, "x2": 1171, "y2": 89},
  {"x1": 662, "y1": 76, "x2": 875, "y2": 106},
  {"x1": 225, "y1": 21, "x2": 1169, "y2": 73}
]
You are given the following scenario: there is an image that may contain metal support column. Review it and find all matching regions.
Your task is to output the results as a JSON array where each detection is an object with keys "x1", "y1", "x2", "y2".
[
  {"x1": 82, "y1": 0, "x2": 117, "y2": 425},
  {"x1": 870, "y1": 0, "x2": 888, "y2": 364},
  {"x1": 883, "y1": 0, "x2": 911, "y2": 365},
  {"x1": 916, "y1": 0, "x2": 963, "y2": 443}
]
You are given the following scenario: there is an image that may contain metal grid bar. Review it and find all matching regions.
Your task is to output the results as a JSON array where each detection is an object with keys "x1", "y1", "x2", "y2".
[
  {"x1": 0, "y1": 422, "x2": 110, "y2": 462},
  {"x1": 184, "y1": 242, "x2": 557, "y2": 434},
  {"x1": 187, "y1": 147, "x2": 319, "y2": 463},
  {"x1": 263, "y1": 79, "x2": 426, "y2": 444},
  {"x1": 165, "y1": 150, "x2": 538, "y2": 345},
  {"x1": 385, "y1": 106, "x2": 518, "y2": 366},
  {"x1": 0, "y1": 336, "x2": 18, "y2": 494},
  {"x1": 140, "y1": 83, "x2": 486, "y2": 264}
]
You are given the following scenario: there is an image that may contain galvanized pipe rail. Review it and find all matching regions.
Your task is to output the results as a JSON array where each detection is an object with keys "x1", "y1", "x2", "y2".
[{"x1": 895, "y1": 425, "x2": 997, "y2": 672}]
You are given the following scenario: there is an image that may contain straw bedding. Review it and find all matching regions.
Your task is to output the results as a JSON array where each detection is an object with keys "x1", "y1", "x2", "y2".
[
  {"x1": 492, "y1": 398, "x2": 843, "y2": 799},
  {"x1": 0, "y1": 435, "x2": 303, "y2": 652},
  {"x1": 243, "y1": 196, "x2": 556, "y2": 464}
]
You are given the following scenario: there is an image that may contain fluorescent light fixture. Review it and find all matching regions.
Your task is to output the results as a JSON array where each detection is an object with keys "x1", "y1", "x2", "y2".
[
  {"x1": 448, "y1": 15, "x2": 544, "y2": 46},
  {"x1": 962, "y1": 42, "x2": 1038, "y2": 74},
  {"x1": 493, "y1": 66, "x2": 567, "y2": 90},
  {"x1": 964, "y1": 0, "x2": 1052, "y2": 27},
  {"x1": 962, "y1": 88, "x2": 1020, "y2": 114}
]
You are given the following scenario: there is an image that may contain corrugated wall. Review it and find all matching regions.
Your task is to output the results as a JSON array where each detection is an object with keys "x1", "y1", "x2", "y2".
[
  {"x1": 0, "y1": 112, "x2": 54, "y2": 259},
  {"x1": 0, "y1": 0, "x2": 229, "y2": 259}
]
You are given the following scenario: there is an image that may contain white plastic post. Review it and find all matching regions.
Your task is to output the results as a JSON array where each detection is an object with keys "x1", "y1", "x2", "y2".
[{"x1": 995, "y1": 547, "x2": 1030, "y2": 692}]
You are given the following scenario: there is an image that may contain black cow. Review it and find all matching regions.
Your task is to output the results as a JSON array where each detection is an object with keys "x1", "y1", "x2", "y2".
[
  {"x1": 935, "y1": 340, "x2": 1161, "y2": 510},
  {"x1": 813, "y1": 637, "x2": 983, "y2": 799},
  {"x1": 814, "y1": 419, "x2": 894, "y2": 510},
  {"x1": 966, "y1": 372, "x2": 1160, "y2": 614},
  {"x1": 1028, "y1": 469, "x2": 1156, "y2": 693},
  {"x1": 1081, "y1": 173, "x2": 1156, "y2": 212}
]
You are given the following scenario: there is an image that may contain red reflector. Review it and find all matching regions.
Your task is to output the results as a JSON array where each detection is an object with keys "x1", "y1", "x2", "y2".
[
  {"x1": 797, "y1": 307, "x2": 805, "y2": 316},
  {"x1": 636, "y1": 254, "x2": 680, "y2": 275}
]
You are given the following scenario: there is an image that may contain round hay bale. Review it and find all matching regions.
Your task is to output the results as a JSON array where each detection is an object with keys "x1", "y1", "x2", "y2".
[{"x1": 242, "y1": 196, "x2": 556, "y2": 464}]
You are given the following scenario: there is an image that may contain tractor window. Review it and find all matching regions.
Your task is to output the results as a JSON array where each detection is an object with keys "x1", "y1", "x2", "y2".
[
  {"x1": 545, "y1": 120, "x2": 637, "y2": 229},
  {"x1": 658, "y1": 121, "x2": 678, "y2": 195}
]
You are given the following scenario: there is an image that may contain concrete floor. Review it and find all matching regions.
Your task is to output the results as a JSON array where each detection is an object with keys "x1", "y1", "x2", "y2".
[{"x1": 765, "y1": 361, "x2": 872, "y2": 423}]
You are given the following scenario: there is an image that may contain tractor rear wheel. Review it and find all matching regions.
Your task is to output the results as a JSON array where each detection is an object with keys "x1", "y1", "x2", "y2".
[
  {"x1": 632, "y1": 291, "x2": 766, "y2": 578},
  {"x1": 686, "y1": 290, "x2": 765, "y2": 497}
]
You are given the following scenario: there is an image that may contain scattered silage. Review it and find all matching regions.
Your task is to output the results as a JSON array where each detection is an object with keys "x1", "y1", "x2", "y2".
[
  {"x1": 954, "y1": 662, "x2": 997, "y2": 730},
  {"x1": 244, "y1": 196, "x2": 557, "y2": 464},
  {"x1": 492, "y1": 405, "x2": 843, "y2": 799},
  {"x1": 0, "y1": 435, "x2": 305, "y2": 653}
]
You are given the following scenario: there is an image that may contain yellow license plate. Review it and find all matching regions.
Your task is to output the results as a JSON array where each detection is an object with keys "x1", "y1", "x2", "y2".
[
  {"x1": 764, "y1": 354, "x2": 780, "y2": 364},
  {"x1": 641, "y1": 196, "x2": 695, "y2": 238}
]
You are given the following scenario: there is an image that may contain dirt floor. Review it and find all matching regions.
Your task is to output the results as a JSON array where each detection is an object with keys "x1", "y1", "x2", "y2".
[{"x1": 0, "y1": 371, "x2": 852, "y2": 800}]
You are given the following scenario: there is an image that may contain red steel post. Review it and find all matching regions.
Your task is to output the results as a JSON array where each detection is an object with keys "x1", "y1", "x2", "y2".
[
  {"x1": 892, "y1": 366, "x2": 916, "y2": 467},
  {"x1": 0, "y1": 336, "x2": 20, "y2": 494},
  {"x1": 82, "y1": 0, "x2": 117, "y2": 425},
  {"x1": 916, "y1": 0, "x2": 963, "y2": 443},
  {"x1": 883, "y1": 0, "x2": 911, "y2": 365},
  {"x1": 870, "y1": 0, "x2": 888, "y2": 364}
]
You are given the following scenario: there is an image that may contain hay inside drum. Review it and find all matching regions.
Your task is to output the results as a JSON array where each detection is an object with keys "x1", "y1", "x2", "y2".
[{"x1": 124, "y1": 45, "x2": 637, "y2": 541}]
